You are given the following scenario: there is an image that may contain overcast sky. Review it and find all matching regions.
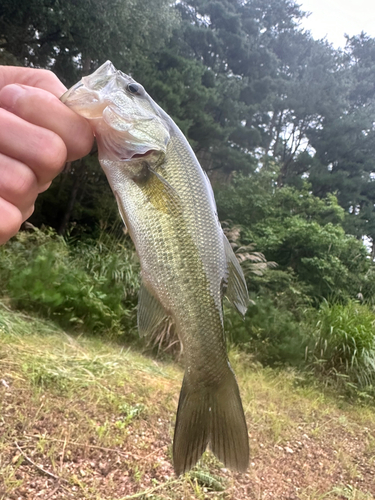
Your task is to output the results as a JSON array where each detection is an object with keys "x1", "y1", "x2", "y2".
[{"x1": 298, "y1": 0, "x2": 375, "y2": 48}]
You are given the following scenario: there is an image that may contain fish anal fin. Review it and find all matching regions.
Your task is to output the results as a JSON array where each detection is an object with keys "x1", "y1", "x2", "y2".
[
  {"x1": 173, "y1": 368, "x2": 249, "y2": 475},
  {"x1": 137, "y1": 282, "x2": 167, "y2": 337},
  {"x1": 223, "y1": 235, "x2": 249, "y2": 317}
]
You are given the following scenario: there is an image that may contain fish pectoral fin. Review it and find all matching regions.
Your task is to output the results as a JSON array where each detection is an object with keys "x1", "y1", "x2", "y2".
[
  {"x1": 223, "y1": 235, "x2": 249, "y2": 316},
  {"x1": 139, "y1": 166, "x2": 182, "y2": 215},
  {"x1": 114, "y1": 191, "x2": 128, "y2": 233},
  {"x1": 173, "y1": 368, "x2": 249, "y2": 475},
  {"x1": 137, "y1": 282, "x2": 168, "y2": 337}
]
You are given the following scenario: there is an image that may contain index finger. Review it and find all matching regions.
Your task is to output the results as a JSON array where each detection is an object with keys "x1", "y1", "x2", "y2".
[
  {"x1": 0, "y1": 66, "x2": 66, "y2": 97},
  {"x1": 0, "y1": 84, "x2": 94, "y2": 163}
]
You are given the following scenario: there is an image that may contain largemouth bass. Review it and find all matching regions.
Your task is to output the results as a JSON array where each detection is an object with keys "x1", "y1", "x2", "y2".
[{"x1": 62, "y1": 61, "x2": 249, "y2": 475}]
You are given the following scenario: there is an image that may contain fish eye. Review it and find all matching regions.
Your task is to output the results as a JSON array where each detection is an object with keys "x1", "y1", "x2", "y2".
[{"x1": 128, "y1": 83, "x2": 140, "y2": 94}]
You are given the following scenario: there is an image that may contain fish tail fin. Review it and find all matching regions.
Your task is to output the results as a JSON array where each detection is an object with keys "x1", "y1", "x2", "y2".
[
  {"x1": 173, "y1": 376, "x2": 210, "y2": 475},
  {"x1": 209, "y1": 368, "x2": 249, "y2": 472},
  {"x1": 173, "y1": 369, "x2": 249, "y2": 475}
]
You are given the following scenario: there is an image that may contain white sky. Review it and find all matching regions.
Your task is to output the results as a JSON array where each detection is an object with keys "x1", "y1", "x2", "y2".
[{"x1": 298, "y1": 0, "x2": 375, "y2": 48}]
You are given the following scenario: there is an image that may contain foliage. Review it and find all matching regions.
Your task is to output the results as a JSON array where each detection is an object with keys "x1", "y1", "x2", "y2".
[
  {"x1": 222, "y1": 222, "x2": 277, "y2": 279},
  {"x1": 218, "y1": 171, "x2": 375, "y2": 370},
  {"x1": 224, "y1": 299, "x2": 307, "y2": 366},
  {"x1": 216, "y1": 170, "x2": 346, "y2": 229},
  {"x1": 0, "y1": 228, "x2": 139, "y2": 337},
  {"x1": 307, "y1": 300, "x2": 375, "y2": 389},
  {"x1": 224, "y1": 258, "x2": 311, "y2": 366},
  {"x1": 0, "y1": 0, "x2": 178, "y2": 83},
  {"x1": 256, "y1": 219, "x2": 369, "y2": 300},
  {"x1": 302, "y1": 34, "x2": 375, "y2": 249},
  {"x1": 2, "y1": 0, "x2": 375, "y2": 394},
  {"x1": 217, "y1": 172, "x2": 371, "y2": 302}
]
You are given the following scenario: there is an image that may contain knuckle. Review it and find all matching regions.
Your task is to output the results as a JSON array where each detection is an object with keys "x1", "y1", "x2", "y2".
[
  {"x1": 36, "y1": 69, "x2": 61, "y2": 88},
  {"x1": 14, "y1": 168, "x2": 38, "y2": 200},
  {"x1": 23, "y1": 204, "x2": 35, "y2": 220},
  {"x1": 65, "y1": 113, "x2": 94, "y2": 162},
  {"x1": 34, "y1": 131, "x2": 67, "y2": 178}
]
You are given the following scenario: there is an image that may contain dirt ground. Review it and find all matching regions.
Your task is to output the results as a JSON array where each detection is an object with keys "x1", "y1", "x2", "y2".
[{"x1": 1, "y1": 311, "x2": 375, "y2": 500}]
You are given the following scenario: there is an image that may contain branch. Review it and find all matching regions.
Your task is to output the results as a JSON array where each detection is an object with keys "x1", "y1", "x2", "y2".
[
  {"x1": 24, "y1": 434, "x2": 142, "y2": 459},
  {"x1": 14, "y1": 441, "x2": 68, "y2": 483}
]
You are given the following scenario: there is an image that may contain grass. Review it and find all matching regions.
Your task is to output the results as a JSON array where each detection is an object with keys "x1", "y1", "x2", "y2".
[
  {"x1": 0, "y1": 229, "x2": 140, "y2": 337},
  {"x1": 308, "y1": 300, "x2": 375, "y2": 389},
  {"x1": 1, "y1": 301, "x2": 375, "y2": 499}
]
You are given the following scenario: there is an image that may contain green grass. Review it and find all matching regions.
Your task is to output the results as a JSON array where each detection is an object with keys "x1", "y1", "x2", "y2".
[
  {"x1": 308, "y1": 300, "x2": 375, "y2": 390},
  {"x1": 1, "y1": 302, "x2": 375, "y2": 499},
  {"x1": 0, "y1": 229, "x2": 139, "y2": 337}
]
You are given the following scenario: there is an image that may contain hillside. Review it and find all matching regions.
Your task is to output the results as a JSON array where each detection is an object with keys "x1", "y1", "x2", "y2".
[{"x1": 0, "y1": 302, "x2": 374, "y2": 500}]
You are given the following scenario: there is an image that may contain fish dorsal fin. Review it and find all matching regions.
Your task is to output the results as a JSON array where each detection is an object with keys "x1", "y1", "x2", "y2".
[
  {"x1": 223, "y1": 235, "x2": 249, "y2": 316},
  {"x1": 137, "y1": 281, "x2": 168, "y2": 337}
]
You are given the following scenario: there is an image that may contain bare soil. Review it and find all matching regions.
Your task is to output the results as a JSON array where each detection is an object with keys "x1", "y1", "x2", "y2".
[{"x1": 0, "y1": 308, "x2": 374, "y2": 499}]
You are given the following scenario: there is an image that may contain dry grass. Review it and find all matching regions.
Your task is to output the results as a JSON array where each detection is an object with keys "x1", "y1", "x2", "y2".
[{"x1": 1, "y1": 301, "x2": 375, "y2": 499}]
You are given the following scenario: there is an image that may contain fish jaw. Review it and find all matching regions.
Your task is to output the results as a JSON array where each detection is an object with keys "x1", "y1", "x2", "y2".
[
  {"x1": 60, "y1": 61, "x2": 120, "y2": 118},
  {"x1": 61, "y1": 62, "x2": 170, "y2": 161}
]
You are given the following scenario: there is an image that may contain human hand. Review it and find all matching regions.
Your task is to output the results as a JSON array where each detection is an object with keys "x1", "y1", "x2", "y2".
[{"x1": 0, "y1": 66, "x2": 94, "y2": 245}]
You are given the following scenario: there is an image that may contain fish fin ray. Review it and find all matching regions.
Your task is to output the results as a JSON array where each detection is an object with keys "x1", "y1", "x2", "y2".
[
  {"x1": 173, "y1": 376, "x2": 210, "y2": 475},
  {"x1": 114, "y1": 191, "x2": 128, "y2": 232},
  {"x1": 209, "y1": 367, "x2": 249, "y2": 472},
  {"x1": 223, "y1": 235, "x2": 249, "y2": 316},
  {"x1": 137, "y1": 282, "x2": 167, "y2": 337},
  {"x1": 173, "y1": 369, "x2": 249, "y2": 475},
  {"x1": 138, "y1": 167, "x2": 182, "y2": 215}
]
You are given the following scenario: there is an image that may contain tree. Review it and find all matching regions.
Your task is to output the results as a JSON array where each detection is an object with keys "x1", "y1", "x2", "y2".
[
  {"x1": 0, "y1": 0, "x2": 178, "y2": 82},
  {"x1": 307, "y1": 34, "x2": 375, "y2": 246},
  {"x1": 1, "y1": 0, "x2": 178, "y2": 234},
  {"x1": 216, "y1": 171, "x2": 371, "y2": 301}
]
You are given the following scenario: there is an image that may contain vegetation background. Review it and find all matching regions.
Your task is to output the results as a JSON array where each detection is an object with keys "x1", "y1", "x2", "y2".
[{"x1": 1, "y1": 1, "x2": 375, "y2": 499}]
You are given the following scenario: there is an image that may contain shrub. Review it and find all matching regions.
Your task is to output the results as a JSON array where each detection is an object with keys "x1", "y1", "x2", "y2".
[
  {"x1": 307, "y1": 300, "x2": 375, "y2": 389},
  {"x1": 224, "y1": 297, "x2": 307, "y2": 367},
  {"x1": 0, "y1": 228, "x2": 139, "y2": 337},
  {"x1": 216, "y1": 174, "x2": 373, "y2": 304}
]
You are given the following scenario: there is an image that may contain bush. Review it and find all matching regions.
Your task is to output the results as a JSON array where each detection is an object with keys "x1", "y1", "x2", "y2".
[
  {"x1": 216, "y1": 173, "x2": 373, "y2": 304},
  {"x1": 307, "y1": 300, "x2": 375, "y2": 389},
  {"x1": 224, "y1": 297, "x2": 307, "y2": 367},
  {"x1": 0, "y1": 228, "x2": 139, "y2": 337}
]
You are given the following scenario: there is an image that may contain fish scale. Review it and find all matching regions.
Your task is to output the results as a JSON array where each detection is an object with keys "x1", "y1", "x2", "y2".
[{"x1": 62, "y1": 61, "x2": 250, "y2": 475}]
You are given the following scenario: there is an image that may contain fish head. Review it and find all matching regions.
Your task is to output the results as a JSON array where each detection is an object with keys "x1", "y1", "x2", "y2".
[{"x1": 61, "y1": 61, "x2": 170, "y2": 162}]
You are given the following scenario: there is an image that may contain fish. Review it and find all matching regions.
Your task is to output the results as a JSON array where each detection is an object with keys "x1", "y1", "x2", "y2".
[{"x1": 61, "y1": 61, "x2": 249, "y2": 475}]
